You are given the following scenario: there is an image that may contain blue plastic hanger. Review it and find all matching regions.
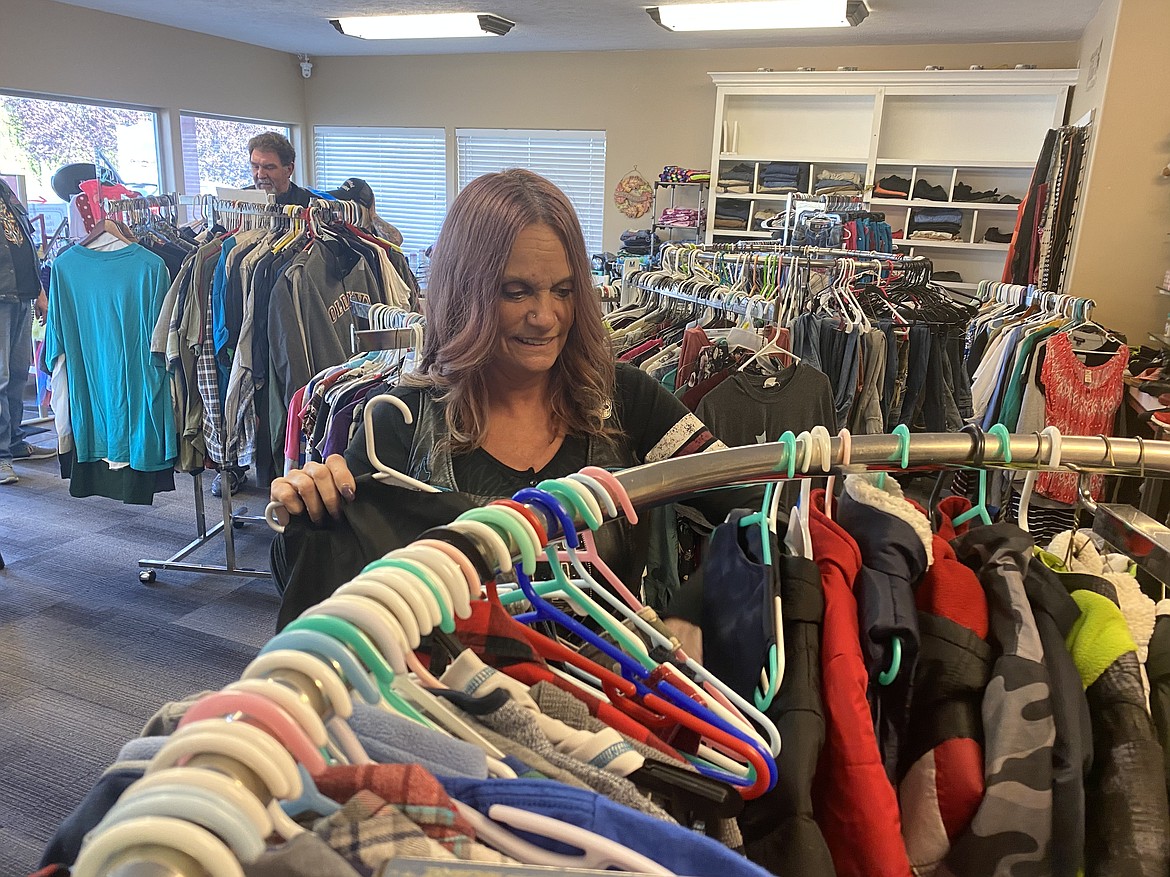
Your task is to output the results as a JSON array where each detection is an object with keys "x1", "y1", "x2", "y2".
[{"x1": 258, "y1": 630, "x2": 381, "y2": 705}]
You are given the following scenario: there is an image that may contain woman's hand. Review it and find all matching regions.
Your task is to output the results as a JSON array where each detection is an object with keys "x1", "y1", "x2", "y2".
[{"x1": 269, "y1": 454, "x2": 357, "y2": 525}]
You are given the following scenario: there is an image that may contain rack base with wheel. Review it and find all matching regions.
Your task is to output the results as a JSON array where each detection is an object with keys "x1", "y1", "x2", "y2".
[{"x1": 137, "y1": 470, "x2": 272, "y2": 584}]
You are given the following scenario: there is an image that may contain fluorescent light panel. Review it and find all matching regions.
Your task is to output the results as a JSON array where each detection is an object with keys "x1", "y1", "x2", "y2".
[
  {"x1": 649, "y1": 0, "x2": 865, "y2": 31},
  {"x1": 331, "y1": 13, "x2": 515, "y2": 40}
]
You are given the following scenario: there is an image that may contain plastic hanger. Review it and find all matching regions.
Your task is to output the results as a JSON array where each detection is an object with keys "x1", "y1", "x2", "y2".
[
  {"x1": 361, "y1": 557, "x2": 456, "y2": 632},
  {"x1": 538, "y1": 485, "x2": 777, "y2": 757},
  {"x1": 177, "y1": 691, "x2": 327, "y2": 775},
  {"x1": 152, "y1": 720, "x2": 300, "y2": 799},
  {"x1": 449, "y1": 518, "x2": 515, "y2": 575},
  {"x1": 354, "y1": 564, "x2": 444, "y2": 631},
  {"x1": 149, "y1": 722, "x2": 307, "y2": 840},
  {"x1": 334, "y1": 579, "x2": 423, "y2": 648},
  {"x1": 1018, "y1": 426, "x2": 1063, "y2": 533},
  {"x1": 824, "y1": 427, "x2": 851, "y2": 520},
  {"x1": 389, "y1": 544, "x2": 473, "y2": 618},
  {"x1": 121, "y1": 768, "x2": 273, "y2": 840},
  {"x1": 951, "y1": 423, "x2": 1012, "y2": 528},
  {"x1": 284, "y1": 613, "x2": 429, "y2": 724},
  {"x1": 452, "y1": 801, "x2": 675, "y2": 875},
  {"x1": 93, "y1": 787, "x2": 267, "y2": 864},
  {"x1": 241, "y1": 650, "x2": 372, "y2": 766},
  {"x1": 509, "y1": 487, "x2": 776, "y2": 795},
  {"x1": 221, "y1": 679, "x2": 330, "y2": 754},
  {"x1": 413, "y1": 537, "x2": 483, "y2": 601},
  {"x1": 73, "y1": 815, "x2": 245, "y2": 877},
  {"x1": 258, "y1": 629, "x2": 383, "y2": 706},
  {"x1": 458, "y1": 506, "x2": 539, "y2": 576}
]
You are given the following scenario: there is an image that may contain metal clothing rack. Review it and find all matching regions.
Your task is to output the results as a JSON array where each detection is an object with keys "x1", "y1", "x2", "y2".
[{"x1": 97, "y1": 193, "x2": 275, "y2": 584}]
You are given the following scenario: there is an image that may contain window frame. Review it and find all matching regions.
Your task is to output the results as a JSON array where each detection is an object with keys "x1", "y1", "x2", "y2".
[{"x1": 178, "y1": 110, "x2": 295, "y2": 195}]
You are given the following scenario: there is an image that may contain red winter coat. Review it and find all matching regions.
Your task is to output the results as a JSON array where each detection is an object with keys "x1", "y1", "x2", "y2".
[{"x1": 808, "y1": 490, "x2": 912, "y2": 877}]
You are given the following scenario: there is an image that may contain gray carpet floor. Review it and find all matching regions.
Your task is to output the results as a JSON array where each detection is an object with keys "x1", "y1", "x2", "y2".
[{"x1": 0, "y1": 409, "x2": 280, "y2": 874}]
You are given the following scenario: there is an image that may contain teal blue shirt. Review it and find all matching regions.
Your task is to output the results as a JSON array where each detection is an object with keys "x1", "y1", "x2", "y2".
[{"x1": 46, "y1": 244, "x2": 177, "y2": 471}]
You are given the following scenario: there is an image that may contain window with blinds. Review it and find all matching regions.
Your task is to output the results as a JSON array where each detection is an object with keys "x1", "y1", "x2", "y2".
[
  {"x1": 179, "y1": 113, "x2": 290, "y2": 195},
  {"x1": 313, "y1": 127, "x2": 447, "y2": 255},
  {"x1": 456, "y1": 129, "x2": 607, "y2": 253}
]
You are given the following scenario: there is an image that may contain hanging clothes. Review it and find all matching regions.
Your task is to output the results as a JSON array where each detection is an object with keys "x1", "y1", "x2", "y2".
[
  {"x1": 45, "y1": 242, "x2": 178, "y2": 503},
  {"x1": 944, "y1": 526, "x2": 1054, "y2": 877}
]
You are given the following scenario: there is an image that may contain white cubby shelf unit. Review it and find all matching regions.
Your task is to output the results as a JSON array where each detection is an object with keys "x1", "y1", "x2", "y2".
[{"x1": 706, "y1": 69, "x2": 1077, "y2": 290}]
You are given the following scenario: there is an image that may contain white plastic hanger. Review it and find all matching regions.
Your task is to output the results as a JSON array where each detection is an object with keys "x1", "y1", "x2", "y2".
[
  {"x1": 241, "y1": 650, "x2": 372, "y2": 766},
  {"x1": 121, "y1": 767, "x2": 274, "y2": 840},
  {"x1": 452, "y1": 801, "x2": 676, "y2": 875},
  {"x1": 73, "y1": 815, "x2": 245, "y2": 877},
  {"x1": 1018, "y1": 426, "x2": 1063, "y2": 533}
]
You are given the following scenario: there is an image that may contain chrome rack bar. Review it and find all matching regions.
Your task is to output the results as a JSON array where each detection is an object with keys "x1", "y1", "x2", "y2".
[{"x1": 1093, "y1": 504, "x2": 1170, "y2": 586}]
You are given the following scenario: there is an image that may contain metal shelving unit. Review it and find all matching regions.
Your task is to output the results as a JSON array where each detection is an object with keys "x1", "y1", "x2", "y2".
[{"x1": 650, "y1": 181, "x2": 706, "y2": 260}]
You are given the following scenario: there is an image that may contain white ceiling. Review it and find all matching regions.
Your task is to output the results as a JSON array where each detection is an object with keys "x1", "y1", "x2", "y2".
[{"x1": 52, "y1": 0, "x2": 1101, "y2": 57}]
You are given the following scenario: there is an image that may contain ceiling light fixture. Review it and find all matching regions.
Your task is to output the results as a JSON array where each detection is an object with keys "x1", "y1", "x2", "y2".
[
  {"x1": 647, "y1": 0, "x2": 869, "y2": 32},
  {"x1": 331, "y1": 13, "x2": 515, "y2": 40}
]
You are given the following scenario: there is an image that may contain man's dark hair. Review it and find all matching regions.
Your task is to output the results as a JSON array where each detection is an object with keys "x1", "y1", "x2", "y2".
[{"x1": 247, "y1": 131, "x2": 296, "y2": 166}]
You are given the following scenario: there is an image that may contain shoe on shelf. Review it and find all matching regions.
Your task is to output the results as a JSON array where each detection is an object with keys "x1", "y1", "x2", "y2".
[
  {"x1": 913, "y1": 179, "x2": 948, "y2": 201},
  {"x1": 11, "y1": 441, "x2": 56, "y2": 460},
  {"x1": 211, "y1": 466, "x2": 249, "y2": 497},
  {"x1": 0, "y1": 460, "x2": 17, "y2": 485},
  {"x1": 983, "y1": 227, "x2": 1014, "y2": 244}
]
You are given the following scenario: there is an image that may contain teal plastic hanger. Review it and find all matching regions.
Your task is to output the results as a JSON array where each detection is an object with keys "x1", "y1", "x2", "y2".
[
  {"x1": 877, "y1": 424, "x2": 911, "y2": 489},
  {"x1": 749, "y1": 431, "x2": 795, "y2": 710},
  {"x1": 362, "y1": 558, "x2": 455, "y2": 632},
  {"x1": 877, "y1": 635, "x2": 903, "y2": 686},
  {"x1": 458, "y1": 506, "x2": 539, "y2": 576},
  {"x1": 283, "y1": 615, "x2": 431, "y2": 725},
  {"x1": 951, "y1": 423, "x2": 1011, "y2": 528}
]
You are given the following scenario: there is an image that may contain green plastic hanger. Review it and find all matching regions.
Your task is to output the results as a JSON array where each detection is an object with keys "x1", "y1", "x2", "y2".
[
  {"x1": 362, "y1": 558, "x2": 455, "y2": 632},
  {"x1": 284, "y1": 615, "x2": 432, "y2": 725},
  {"x1": 951, "y1": 423, "x2": 1011, "y2": 528},
  {"x1": 537, "y1": 479, "x2": 603, "y2": 531},
  {"x1": 878, "y1": 424, "x2": 911, "y2": 489},
  {"x1": 458, "y1": 506, "x2": 539, "y2": 576}
]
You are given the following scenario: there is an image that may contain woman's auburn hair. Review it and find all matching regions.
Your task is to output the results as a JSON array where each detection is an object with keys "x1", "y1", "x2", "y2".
[{"x1": 405, "y1": 169, "x2": 615, "y2": 453}]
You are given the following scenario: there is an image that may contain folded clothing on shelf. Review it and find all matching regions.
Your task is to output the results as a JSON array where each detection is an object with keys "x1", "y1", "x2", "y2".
[
  {"x1": 714, "y1": 200, "x2": 751, "y2": 229},
  {"x1": 718, "y1": 162, "x2": 755, "y2": 185},
  {"x1": 875, "y1": 174, "x2": 911, "y2": 198},
  {"x1": 659, "y1": 166, "x2": 711, "y2": 183},
  {"x1": 658, "y1": 207, "x2": 703, "y2": 227},
  {"x1": 954, "y1": 182, "x2": 1022, "y2": 204},
  {"x1": 983, "y1": 227, "x2": 1014, "y2": 243},
  {"x1": 912, "y1": 179, "x2": 948, "y2": 201},
  {"x1": 619, "y1": 228, "x2": 661, "y2": 254},
  {"x1": 909, "y1": 229, "x2": 961, "y2": 241},
  {"x1": 759, "y1": 161, "x2": 810, "y2": 193},
  {"x1": 933, "y1": 270, "x2": 965, "y2": 282},
  {"x1": 909, "y1": 207, "x2": 964, "y2": 236}
]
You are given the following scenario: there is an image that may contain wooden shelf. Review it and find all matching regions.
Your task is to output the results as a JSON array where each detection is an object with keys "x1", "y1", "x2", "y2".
[
  {"x1": 711, "y1": 229, "x2": 774, "y2": 238},
  {"x1": 870, "y1": 197, "x2": 1023, "y2": 211},
  {"x1": 718, "y1": 154, "x2": 868, "y2": 164},
  {"x1": 876, "y1": 158, "x2": 1037, "y2": 168},
  {"x1": 897, "y1": 238, "x2": 1010, "y2": 251}
]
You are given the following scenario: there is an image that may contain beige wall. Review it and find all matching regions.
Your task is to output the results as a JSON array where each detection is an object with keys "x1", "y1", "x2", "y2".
[
  {"x1": 0, "y1": 0, "x2": 306, "y2": 189},
  {"x1": 1065, "y1": 0, "x2": 1170, "y2": 341},
  {"x1": 303, "y1": 42, "x2": 1078, "y2": 249}
]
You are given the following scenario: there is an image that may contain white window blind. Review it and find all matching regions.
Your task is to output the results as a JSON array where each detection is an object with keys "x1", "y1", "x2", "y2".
[
  {"x1": 313, "y1": 127, "x2": 446, "y2": 255},
  {"x1": 456, "y1": 129, "x2": 607, "y2": 253}
]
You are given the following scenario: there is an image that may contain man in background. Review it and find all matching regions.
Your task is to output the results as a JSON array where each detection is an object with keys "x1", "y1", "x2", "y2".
[
  {"x1": 0, "y1": 178, "x2": 53, "y2": 485},
  {"x1": 247, "y1": 132, "x2": 311, "y2": 207}
]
